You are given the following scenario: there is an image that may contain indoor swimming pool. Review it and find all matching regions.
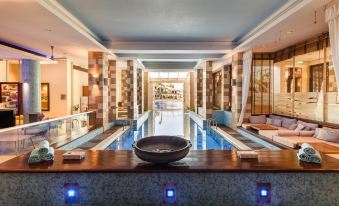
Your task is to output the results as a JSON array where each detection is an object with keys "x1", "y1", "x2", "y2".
[{"x1": 106, "y1": 110, "x2": 236, "y2": 150}]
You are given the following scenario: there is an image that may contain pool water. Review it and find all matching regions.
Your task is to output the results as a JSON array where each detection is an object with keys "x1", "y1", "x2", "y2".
[{"x1": 106, "y1": 110, "x2": 236, "y2": 150}]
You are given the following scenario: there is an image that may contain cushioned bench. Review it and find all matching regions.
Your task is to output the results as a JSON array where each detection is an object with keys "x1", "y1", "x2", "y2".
[{"x1": 273, "y1": 135, "x2": 339, "y2": 149}]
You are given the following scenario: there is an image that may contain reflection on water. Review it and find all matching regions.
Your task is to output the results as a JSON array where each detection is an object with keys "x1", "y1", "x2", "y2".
[
  {"x1": 152, "y1": 109, "x2": 186, "y2": 136},
  {"x1": 106, "y1": 109, "x2": 235, "y2": 150}
]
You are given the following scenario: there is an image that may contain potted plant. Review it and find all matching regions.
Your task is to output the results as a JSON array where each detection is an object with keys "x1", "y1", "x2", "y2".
[{"x1": 73, "y1": 104, "x2": 80, "y2": 114}]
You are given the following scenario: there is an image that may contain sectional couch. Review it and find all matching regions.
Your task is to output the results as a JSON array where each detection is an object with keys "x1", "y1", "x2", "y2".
[{"x1": 241, "y1": 114, "x2": 339, "y2": 149}]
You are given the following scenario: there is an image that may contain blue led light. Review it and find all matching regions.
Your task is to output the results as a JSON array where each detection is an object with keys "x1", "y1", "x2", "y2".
[
  {"x1": 166, "y1": 189, "x2": 175, "y2": 198},
  {"x1": 64, "y1": 183, "x2": 79, "y2": 204},
  {"x1": 68, "y1": 189, "x2": 75, "y2": 197},
  {"x1": 260, "y1": 189, "x2": 268, "y2": 197}
]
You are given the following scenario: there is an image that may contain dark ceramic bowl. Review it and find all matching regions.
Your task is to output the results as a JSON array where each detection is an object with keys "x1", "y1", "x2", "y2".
[{"x1": 132, "y1": 136, "x2": 192, "y2": 164}]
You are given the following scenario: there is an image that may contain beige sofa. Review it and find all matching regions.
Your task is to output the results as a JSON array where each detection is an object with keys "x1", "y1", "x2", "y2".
[
  {"x1": 242, "y1": 115, "x2": 322, "y2": 140},
  {"x1": 273, "y1": 135, "x2": 339, "y2": 149}
]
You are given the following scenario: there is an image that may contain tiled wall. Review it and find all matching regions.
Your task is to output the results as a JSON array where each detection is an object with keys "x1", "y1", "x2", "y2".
[
  {"x1": 197, "y1": 69, "x2": 203, "y2": 107},
  {"x1": 213, "y1": 70, "x2": 222, "y2": 109},
  {"x1": 120, "y1": 69, "x2": 128, "y2": 108},
  {"x1": 204, "y1": 61, "x2": 213, "y2": 119},
  {"x1": 190, "y1": 72, "x2": 195, "y2": 111},
  {"x1": 88, "y1": 52, "x2": 109, "y2": 129},
  {"x1": 126, "y1": 60, "x2": 137, "y2": 119},
  {"x1": 108, "y1": 60, "x2": 117, "y2": 122},
  {"x1": 1, "y1": 172, "x2": 338, "y2": 205},
  {"x1": 137, "y1": 68, "x2": 143, "y2": 114},
  {"x1": 231, "y1": 53, "x2": 252, "y2": 128},
  {"x1": 144, "y1": 72, "x2": 149, "y2": 111},
  {"x1": 222, "y1": 65, "x2": 232, "y2": 111}
]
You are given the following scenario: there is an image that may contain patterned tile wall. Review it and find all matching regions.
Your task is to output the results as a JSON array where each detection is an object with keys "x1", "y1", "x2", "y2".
[
  {"x1": 108, "y1": 60, "x2": 117, "y2": 122},
  {"x1": 222, "y1": 65, "x2": 232, "y2": 111},
  {"x1": 88, "y1": 52, "x2": 109, "y2": 129},
  {"x1": 190, "y1": 72, "x2": 195, "y2": 111},
  {"x1": 197, "y1": 69, "x2": 203, "y2": 107},
  {"x1": 194, "y1": 70, "x2": 198, "y2": 112},
  {"x1": 120, "y1": 69, "x2": 128, "y2": 108},
  {"x1": 144, "y1": 72, "x2": 149, "y2": 111},
  {"x1": 1, "y1": 172, "x2": 338, "y2": 205},
  {"x1": 127, "y1": 60, "x2": 138, "y2": 119},
  {"x1": 137, "y1": 68, "x2": 143, "y2": 114},
  {"x1": 204, "y1": 61, "x2": 213, "y2": 119},
  {"x1": 231, "y1": 53, "x2": 252, "y2": 128},
  {"x1": 213, "y1": 70, "x2": 222, "y2": 109}
]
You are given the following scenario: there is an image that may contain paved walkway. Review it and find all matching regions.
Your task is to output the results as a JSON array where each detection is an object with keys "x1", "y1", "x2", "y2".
[
  {"x1": 76, "y1": 126, "x2": 123, "y2": 150},
  {"x1": 218, "y1": 125, "x2": 267, "y2": 150}
]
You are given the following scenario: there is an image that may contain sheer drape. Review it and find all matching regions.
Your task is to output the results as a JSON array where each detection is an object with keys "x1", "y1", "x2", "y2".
[
  {"x1": 326, "y1": 4, "x2": 339, "y2": 100},
  {"x1": 237, "y1": 50, "x2": 252, "y2": 126}
]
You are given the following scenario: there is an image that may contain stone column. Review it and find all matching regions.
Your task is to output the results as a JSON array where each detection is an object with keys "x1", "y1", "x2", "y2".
[
  {"x1": 88, "y1": 52, "x2": 109, "y2": 130},
  {"x1": 203, "y1": 61, "x2": 213, "y2": 119},
  {"x1": 231, "y1": 53, "x2": 252, "y2": 129},
  {"x1": 184, "y1": 79, "x2": 190, "y2": 110},
  {"x1": 141, "y1": 69, "x2": 144, "y2": 114},
  {"x1": 144, "y1": 72, "x2": 149, "y2": 111},
  {"x1": 126, "y1": 60, "x2": 137, "y2": 119},
  {"x1": 108, "y1": 60, "x2": 117, "y2": 122},
  {"x1": 221, "y1": 65, "x2": 232, "y2": 111},
  {"x1": 136, "y1": 68, "x2": 144, "y2": 114},
  {"x1": 148, "y1": 82, "x2": 153, "y2": 111},
  {"x1": 194, "y1": 70, "x2": 198, "y2": 113},
  {"x1": 22, "y1": 59, "x2": 41, "y2": 123},
  {"x1": 189, "y1": 72, "x2": 195, "y2": 111},
  {"x1": 197, "y1": 69, "x2": 203, "y2": 108},
  {"x1": 196, "y1": 69, "x2": 203, "y2": 115}
]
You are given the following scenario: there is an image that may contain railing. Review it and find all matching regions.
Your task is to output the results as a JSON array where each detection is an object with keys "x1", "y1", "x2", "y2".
[
  {"x1": 0, "y1": 111, "x2": 96, "y2": 156},
  {"x1": 207, "y1": 118, "x2": 217, "y2": 135}
]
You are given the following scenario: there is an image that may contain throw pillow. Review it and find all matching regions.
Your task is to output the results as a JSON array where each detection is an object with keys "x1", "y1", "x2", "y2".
[
  {"x1": 289, "y1": 123, "x2": 298, "y2": 130},
  {"x1": 295, "y1": 124, "x2": 305, "y2": 131},
  {"x1": 272, "y1": 118, "x2": 282, "y2": 127},
  {"x1": 316, "y1": 128, "x2": 339, "y2": 143},
  {"x1": 282, "y1": 117, "x2": 297, "y2": 129},
  {"x1": 297, "y1": 120, "x2": 318, "y2": 131},
  {"x1": 266, "y1": 118, "x2": 272, "y2": 125},
  {"x1": 249, "y1": 115, "x2": 267, "y2": 124}
]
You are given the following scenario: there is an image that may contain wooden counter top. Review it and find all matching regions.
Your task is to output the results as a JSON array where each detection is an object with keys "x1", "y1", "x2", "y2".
[{"x1": 1, "y1": 150, "x2": 339, "y2": 173}]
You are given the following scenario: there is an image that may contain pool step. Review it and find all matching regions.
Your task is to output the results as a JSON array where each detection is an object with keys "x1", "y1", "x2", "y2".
[
  {"x1": 217, "y1": 126, "x2": 268, "y2": 150},
  {"x1": 75, "y1": 126, "x2": 126, "y2": 150}
]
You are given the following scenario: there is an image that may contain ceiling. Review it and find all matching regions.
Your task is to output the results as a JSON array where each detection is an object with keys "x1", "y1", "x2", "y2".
[
  {"x1": 0, "y1": 0, "x2": 332, "y2": 70},
  {"x1": 56, "y1": 0, "x2": 286, "y2": 42},
  {"x1": 244, "y1": 0, "x2": 331, "y2": 52},
  {"x1": 0, "y1": 0, "x2": 104, "y2": 66},
  {"x1": 55, "y1": 0, "x2": 286, "y2": 70}
]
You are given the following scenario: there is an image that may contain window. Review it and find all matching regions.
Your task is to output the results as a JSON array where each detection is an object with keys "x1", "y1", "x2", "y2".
[{"x1": 252, "y1": 55, "x2": 273, "y2": 115}]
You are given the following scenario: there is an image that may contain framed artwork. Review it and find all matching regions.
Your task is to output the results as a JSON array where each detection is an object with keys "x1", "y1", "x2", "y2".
[{"x1": 41, "y1": 83, "x2": 50, "y2": 111}]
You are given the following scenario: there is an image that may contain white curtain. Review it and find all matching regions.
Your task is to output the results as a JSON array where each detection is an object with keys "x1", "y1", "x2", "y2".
[
  {"x1": 325, "y1": 4, "x2": 339, "y2": 101},
  {"x1": 237, "y1": 50, "x2": 252, "y2": 126}
]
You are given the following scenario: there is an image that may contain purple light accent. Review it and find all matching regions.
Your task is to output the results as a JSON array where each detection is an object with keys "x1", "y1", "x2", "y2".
[{"x1": 0, "y1": 38, "x2": 48, "y2": 58}]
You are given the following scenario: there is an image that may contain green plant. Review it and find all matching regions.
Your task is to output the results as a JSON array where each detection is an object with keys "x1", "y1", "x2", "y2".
[{"x1": 73, "y1": 104, "x2": 80, "y2": 112}]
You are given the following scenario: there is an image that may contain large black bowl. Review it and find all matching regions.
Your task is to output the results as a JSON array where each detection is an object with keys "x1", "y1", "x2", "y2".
[{"x1": 132, "y1": 136, "x2": 192, "y2": 164}]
